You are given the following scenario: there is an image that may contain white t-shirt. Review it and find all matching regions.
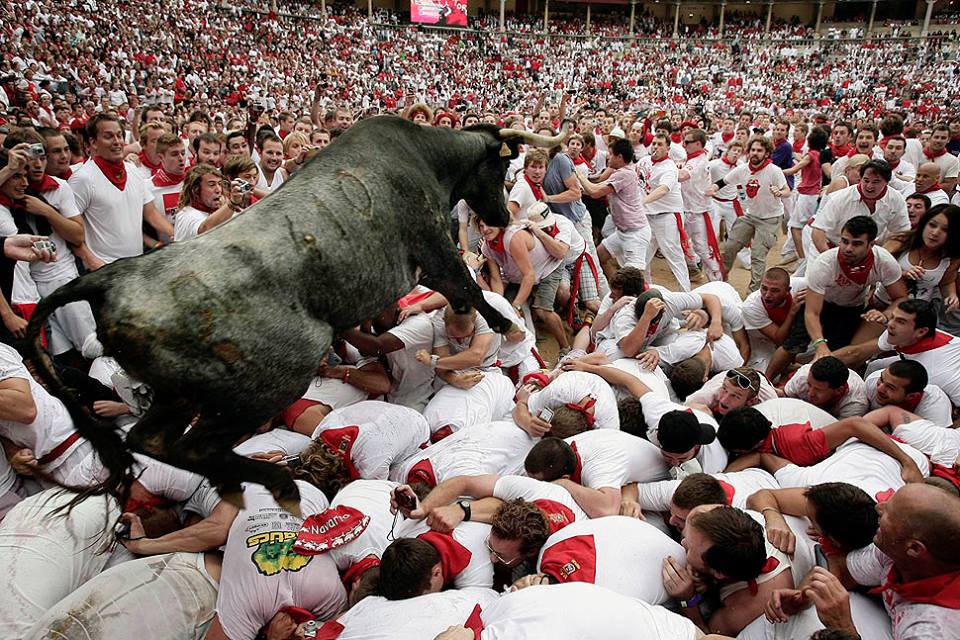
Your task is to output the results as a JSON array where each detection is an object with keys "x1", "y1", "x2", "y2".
[
  {"x1": 637, "y1": 157, "x2": 685, "y2": 215},
  {"x1": 173, "y1": 204, "x2": 208, "y2": 242},
  {"x1": 720, "y1": 161, "x2": 788, "y2": 219},
  {"x1": 680, "y1": 152, "x2": 712, "y2": 213},
  {"x1": 596, "y1": 291, "x2": 703, "y2": 359},
  {"x1": 875, "y1": 330, "x2": 960, "y2": 406},
  {"x1": 8, "y1": 177, "x2": 82, "y2": 283},
  {"x1": 313, "y1": 401, "x2": 430, "y2": 480},
  {"x1": 741, "y1": 277, "x2": 807, "y2": 370},
  {"x1": 892, "y1": 418, "x2": 960, "y2": 468},
  {"x1": 233, "y1": 429, "x2": 313, "y2": 457},
  {"x1": 526, "y1": 371, "x2": 619, "y2": 431},
  {"x1": 685, "y1": 370, "x2": 779, "y2": 412},
  {"x1": 806, "y1": 247, "x2": 902, "y2": 307},
  {"x1": 847, "y1": 543, "x2": 960, "y2": 640},
  {"x1": 493, "y1": 475, "x2": 589, "y2": 526},
  {"x1": 478, "y1": 582, "x2": 700, "y2": 640},
  {"x1": 482, "y1": 290, "x2": 536, "y2": 368},
  {"x1": 255, "y1": 165, "x2": 286, "y2": 192},
  {"x1": 774, "y1": 440, "x2": 929, "y2": 504},
  {"x1": 507, "y1": 177, "x2": 541, "y2": 220},
  {"x1": 567, "y1": 429, "x2": 670, "y2": 487},
  {"x1": 0, "y1": 343, "x2": 83, "y2": 470},
  {"x1": 864, "y1": 371, "x2": 953, "y2": 427},
  {"x1": 389, "y1": 421, "x2": 535, "y2": 486},
  {"x1": 811, "y1": 183, "x2": 910, "y2": 246},
  {"x1": 603, "y1": 357, "x2": 673, "y2": 403},
  {"x1": 69, "y1": 159, "x2": 153, "y2": 263},
  {"x1": 783, "y1": 363, "x2": 869, "y2": 418},
  {"x1": 216, "y1": 482, "x2": 345, "y2": 640},
  {"x1": 537, "y1": 516, "x2": 685, "y2": 605},
  {"x1": 752, "y1": 398, "x2": 837, "y2": 429},
  {"x1": 328, "y1": 479, "x2": 398, "y2": 572},
  {"x1": 384, "y1": 311, "x2": 436, "y2": 410},
  {"x1": 394, "y1": 519, "x2": 494, "y2": 589},
  {"x1": 316, "y1": 588, "x2": 499, "y2": 640},
  {"x1": 148, "y1": 177, "x2": 182, "y2": 238},
  {"x1": 423, "y1": 370, "x2": 515, "y2": 435},
  {"x1": 693, "y1": 280, "x2": 745, "y2": 332}
]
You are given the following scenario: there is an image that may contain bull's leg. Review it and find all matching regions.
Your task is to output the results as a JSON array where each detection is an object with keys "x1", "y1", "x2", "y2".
[
  {"x1": 124, "y1": 400, "x2": 195, "y2": 460},
  {"x1": 169, "y1": 418, "x2": 304, "y2": 517},
  {"x1": 417, "y1": 242, "x2": 514, "y2": 334}
]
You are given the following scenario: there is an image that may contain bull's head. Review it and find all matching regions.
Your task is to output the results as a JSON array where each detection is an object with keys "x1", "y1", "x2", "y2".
[{"x1": 456, "y1": 123, "x2": 571, "y2": 228}]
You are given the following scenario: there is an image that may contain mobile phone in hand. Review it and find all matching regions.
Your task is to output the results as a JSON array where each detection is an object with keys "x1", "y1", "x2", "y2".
[
  {"x1": 395, "y1": 486, "x2": 417, "y2": 511},
  {"x1": 814, "y1": 543, "x2": 829, "y2": 569}
]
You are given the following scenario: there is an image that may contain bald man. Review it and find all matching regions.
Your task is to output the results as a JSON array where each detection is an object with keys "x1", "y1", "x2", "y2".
[
  {"x1": 841, "y1": 483, "x2": 960, "y2": 638},
  {"x1": 908, "y1": 163, "x2": 950, "y2": 207}
]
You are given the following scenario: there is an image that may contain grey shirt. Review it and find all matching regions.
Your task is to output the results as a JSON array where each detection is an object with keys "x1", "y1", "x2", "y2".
[{"x1": 544, "y1": 153, "x2": 587, "y2": 224}]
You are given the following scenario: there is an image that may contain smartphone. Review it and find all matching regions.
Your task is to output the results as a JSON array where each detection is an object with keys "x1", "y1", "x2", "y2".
[
  {"x1": 539, "y1": 407, "x2": 554, "y2": 422},
  {"x1": 814, "y1": 543, "x2": 829, "y2": 569},
  {"x1": 280, "y1": 454, "x2": 302, "y2": 469},
  {"x1": 114, "y1": 520, "x2": 131, "y2": 540},
  {"x1": 395, "y1": 486, "x2": 417, "y2": 511}
]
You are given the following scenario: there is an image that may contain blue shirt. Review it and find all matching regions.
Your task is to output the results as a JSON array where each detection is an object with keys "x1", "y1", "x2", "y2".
[
  {"x1": 771, "y1": 140, "x2": 795, "y2": 189},
  {"x1": 544, "y1": 153, "x2": 586, "y2": 224}
]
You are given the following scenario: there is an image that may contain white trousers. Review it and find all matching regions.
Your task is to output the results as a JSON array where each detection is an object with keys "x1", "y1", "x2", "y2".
[
  {"x1": 645, "y1": 212, "x2": 692, "y2": 291},
  {"x1": 684, "y1": 210, "x2": 724, "y2": 281}
]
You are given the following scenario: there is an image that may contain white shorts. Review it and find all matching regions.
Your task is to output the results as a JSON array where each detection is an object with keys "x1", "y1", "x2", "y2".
[
  {"x1": 789, "y1": 193, "x2": 820, "y2": 229},
  {"x1": 24, "y1": 552, "x2": 218, "y2": 640},
  {"x1": 601, "y1": 225, "x2": 652, "y2": 271}
]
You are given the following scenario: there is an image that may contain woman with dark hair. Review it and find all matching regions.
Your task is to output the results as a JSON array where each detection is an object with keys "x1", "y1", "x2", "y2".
[{"x1": 878, "y1": 204, "x2": 960, "y2": 310}]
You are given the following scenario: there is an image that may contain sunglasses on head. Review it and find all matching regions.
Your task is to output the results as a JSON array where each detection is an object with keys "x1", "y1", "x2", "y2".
[{"x1": 726, "y1": 369, "x2": 758, "y2": 392}]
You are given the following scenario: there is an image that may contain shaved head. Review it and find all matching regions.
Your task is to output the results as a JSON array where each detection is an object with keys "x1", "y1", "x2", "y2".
[{"x1": 889, "y1": 484, "x2": 960, "y2": 566}]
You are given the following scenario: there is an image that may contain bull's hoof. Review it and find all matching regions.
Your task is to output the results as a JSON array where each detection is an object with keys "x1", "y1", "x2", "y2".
[{"x1": 278, "y1": 495, "x2": 303, "y2": 518}]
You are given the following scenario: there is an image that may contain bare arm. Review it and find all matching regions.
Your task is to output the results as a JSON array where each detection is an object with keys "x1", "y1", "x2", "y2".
[
  {"x1": 123, "y1": 499, "x2": 239, "y2": 555},
  {"x1": 197, "y1": 202, "x2": 235, "y2": 235},
  {"x1": 417, "y1": 474, "x2": 500, "y2": 515},
  {"x1": 143, "y1": 201, "x2": 175, "y2": 238},
  {"x1": 821, "y1": 418, "x2": 923, "y2": 482},
  {"x1": 643, "y1": 184, "x2": 669, "y2": 204},
  {"x1": 811, "y1": 228, "x2": 830, "y2": 253},
  {"x1": 803, "y1": 290, "x2": 831, "y2": 359},
  {"x1": 434, "y1": 333, "x2": 494, "y2": 370},
  {"x1": 508, "y1": 233, "x2": 538, "y2": 309},
  {"x1": 553, "y1": 480, "x2": 620, "y2": 518},
  {"x1": 0, "y1": 377, "x2": 38, "y2": 424},
  {"x1": 341, "y1": 327, "x2": 405, "y2": 357},
  {"x1": 546, "y1": 171, "x2": 583, "y2": 205},
  {"x1": 709, "y1": 571, "x2": 794, "y2": 636}
]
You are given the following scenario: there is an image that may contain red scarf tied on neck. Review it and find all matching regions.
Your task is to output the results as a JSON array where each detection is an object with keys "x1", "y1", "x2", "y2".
[
  {"x1": 762, "y1": 293, "x2": 793, "y2": 326},
  {"x1": 563, "y1": 396, "x2": 597, "y2": 428},
  {"x1": 486, "y1": 229, "x2": 507, "y2": 255},
  {"x1": 686, "y1": 149, "x2": 706, "y2": 161},
  {"x1": 872, "y1": 567, "x2": 960, "y2": 609},
  {"x1": 28, "y1": 174, "x2": 59, "y2": 193},
  {"x1": 837, "y1": 247, "x2": 876, "y2": 285},
  {"x1": 153, "y1": 168, "x2": 184, "y2": 188},
  {"x1": 92, "y1": 155, "x2": 127, "y2": 190},
  {"x1": 0, "y1": 193, "x2": 16, "y2": 209},
  {"x1": 749, "y1": 159, "x2": 771, "y2": 174},
  {"x1": 721, "y1": 131, "x2": 734, "y2": 143},
  {"x1": 524, "y1": 174, "x2": 544, "y2": 201},
  {"x1": 792, "y1": 139, "x2": 805, "y2": 153},
  {"x1": 924, "y1": 146, "x2": 947, "y2": 161},
  {"x1": 917, "y1": 182, "x2": 943, "y2": 195},
  {"x1": 191, "y1": 198, "x2": 216, "y2": 214}
]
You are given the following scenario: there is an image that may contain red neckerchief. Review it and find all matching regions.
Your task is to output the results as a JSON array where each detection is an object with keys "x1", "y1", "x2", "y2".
[
  {"x1": 671, "y1": 132, "x2": 682, "y2": 144},
  {"x1": 837, "y1": 248, "x2": 876, "y2": 286},
  {"x1": 138, "y1": 152, "x2": 161, "y2": 173},
  {"x1": 762, "y1": 293, "x2": 792, "y2": 326},
  {"x1": 92, "y1": 155, "x2": 127, "y2": 190},
  {"x1": 581, "y1": 146, "x2": 596, "y2": 163},
  {"x1": 486, "y1": 229, "x2": 507, "y2": 255},
  {"x1": 722, "y1": 156, "x2": 737, "y2": 167},
  {"x1": 749, "y1": 159, "x2": 771, "y2": 174},
  {"x1": 341, "y1": 556, "x2": 380, "y2": 587},
  {"x1": 773, "y1": 137, "x2": 787, "y2": 148},
  {"x1": 721, "y1": 131, "x2": 734, "y2": 143},
  {"x1": 523, "y1": 174, "x2": 544, "y2": 200},
  {"x1": 718, "y1": 480, "x2": 736, "y2": 504},
  {"x1": 847, "y1": 148, "x2": 863, "y2": 158},
  {"x1": 152, "y1": 168, "x2": 184, "y2": 188},
  {"x1": 573, "y1": 155, "x2": 593, "y2": 172},
  {"x1": 901, "y1": 392, "x2": 924, "y2": 412},
  {"x1": 686, "y1": 149, "x2": 706, "y2": 160},
  {"x1": 896, "y1": 330, "x2": 954, "y2": 354},
  {"x1": 563, "y1": 396, "x2": 597, "y2": 428},
  {"x1": 792, "y1": 139, "x2": 805, "y2": 153},
  {"x1": 888, "y1": 159, "x2": 900, "y2": 170},
  {"x1": 532, "y1": 499, "x2": 576, "y2": 534},
  {"x1": 569, "y1": 441, "x2": 584, "y2": 484},
  {"x1": 916, "y1": 182, "x2": 943, "y2": 195},
  {"x1": 924, "y1": 146, "x2": 947, "y2": 160},
  {"x1": 0, "y1": 193, "x2": 15, "y2": 209},
  {"x1": 418, "y1": 531, "x2": 472, "y2": 583},
  {"x1": 651, "y1": 155, "x2": 670, "y2": 165},
  {"x1": 542, "y1": 224, "x2": 560, "y2": 238},
  {"x1": 857, "y1": 183, "x2": 888, "y2": 202},
  {"x1": 28, "y1": 174, "x2": 59, "y2": 193},
  {"x1": 831, "y1": 143, "x2": 852, "y2": 157},
  {"x1": 60, "y1": 167, "x2": 72, "y2": 180},
  {"x1": 871, "y1": 567, "x2": 960, "y2": 609},
  {"x1": 748, "y1": 557, "x2": 782, "y2": 596},
  {"x1": 191, "y1": 198, "x2": 216, "y2": 214}
]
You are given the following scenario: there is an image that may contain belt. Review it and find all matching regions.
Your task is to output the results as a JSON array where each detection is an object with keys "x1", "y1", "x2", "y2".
[{"x1": 38, "y1": 431, "x2": 82, "y2": 466}]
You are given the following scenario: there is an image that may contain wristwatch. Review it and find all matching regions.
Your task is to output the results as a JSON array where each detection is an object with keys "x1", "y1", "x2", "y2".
[
  {"x1": 457, "y1": 500, "x2": 472, "y2": 522},
  {"x1": 680, "y1": 593, "x2": 704, "y2": 609}
]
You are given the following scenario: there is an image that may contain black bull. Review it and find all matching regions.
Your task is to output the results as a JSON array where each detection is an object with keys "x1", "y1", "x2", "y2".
[{"x1": 26, "y1": 117, "x2": 567, "y2": 514}]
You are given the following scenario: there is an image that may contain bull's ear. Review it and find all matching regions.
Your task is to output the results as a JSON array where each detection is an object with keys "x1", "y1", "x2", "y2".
[{"x1": 499, "y1": 142, "x2": 512, "y2": 157}]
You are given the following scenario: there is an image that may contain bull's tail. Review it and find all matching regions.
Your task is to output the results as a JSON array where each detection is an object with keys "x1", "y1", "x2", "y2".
[{"x1": 25, "y1": 276, "x2": 135, "y2": 511}]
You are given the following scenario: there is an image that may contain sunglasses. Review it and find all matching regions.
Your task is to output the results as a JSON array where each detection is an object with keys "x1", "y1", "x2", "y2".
[
  {"x1": 485, "y1": 536, "x2": 520, "y2": 565},
  {"x1": 726, "y1": 369, "x2": 759, "y2": 392}
]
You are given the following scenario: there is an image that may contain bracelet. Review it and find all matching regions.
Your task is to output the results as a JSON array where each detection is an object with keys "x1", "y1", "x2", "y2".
[
  {"x1": 811, "y1": 337, "x2": 828, "y2": 347},
  {"x1": 680, "y1": 593, "x2": 704, "y2": 609}
]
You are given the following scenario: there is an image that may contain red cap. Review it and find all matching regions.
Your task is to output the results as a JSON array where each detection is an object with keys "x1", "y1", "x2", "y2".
[{"x1": 293, "y1": 505, "x2": 370, "y2": 555}]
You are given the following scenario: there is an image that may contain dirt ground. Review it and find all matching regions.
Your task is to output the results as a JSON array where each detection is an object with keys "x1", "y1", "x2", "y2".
[{"x1": 535, "y1": 228, "x2": 791, "y2": 365}]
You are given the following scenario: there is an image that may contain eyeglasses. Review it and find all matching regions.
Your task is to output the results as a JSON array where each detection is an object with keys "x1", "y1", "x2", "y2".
[
  {"x1": 726, "y1": 369, "x2": 759, "y2": 392},
  {"x1": 683, "y1": 139, "x2": 697, "y2": 145},
  {"x1": 485, "y1": 536, "x2": 520, "y2": 565}
]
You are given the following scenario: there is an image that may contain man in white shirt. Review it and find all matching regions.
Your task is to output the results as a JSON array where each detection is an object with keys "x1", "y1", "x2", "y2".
[
  {"x1": 512, "y1": 369, "x2": 620, "y2": 438},
  {"x1": 811, "y1": 159, "x2": 910, "y2": 256},
  {"x1": 741, "y1": 268, "x2": 807, "y2": 377},
  {"x1": 781, "y1": 357, "x2": 869, "y2": 419},
  {"x1": 805, "y1": 216, "x2": 906, "y2": 360},
  {"x1": 864, "y1": 361, "x2": 953, "y2": 426},
  {"x1": 69, "y1": 113, "x2": 172, "y2": 269},
  {"x1": 921, "y1": 123, "x2": 959, "y2": 194},
  {"x1": 906, "y1": 162, "x2": 952, "y2": 207},
  {"x1": 709, "y1": 136, "x2": 790, "y2": 292},
  {"x1": 681, "y1": 128, "x2": 724, "y2": 282},
  {"x1": 146, "y1": 132, "x2": 187, "y2": 240},
  {"x1": 881, "y1": 136, "x2": 916, "y2": 193},
  {"x1": 173, "y1": 164, "x2": 240, "y2": 242},
  {"x1": 255, "y1": 133, "x2": 287, "y2": 193},
  {"x1": 638, "y1": 133, "x2": 692, "y2": 291}
]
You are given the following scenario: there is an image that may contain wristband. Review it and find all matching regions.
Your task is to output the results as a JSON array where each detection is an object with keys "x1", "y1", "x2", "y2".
[
  {"x1": 811, "y1": 337, "x2": 828, "y2": 347},
  {"x1": 680, "y1": 593, "x2": 703, "y2": 609},
  {"x1": 430, "y1": 354, "x2": 439, "y2": 370}
]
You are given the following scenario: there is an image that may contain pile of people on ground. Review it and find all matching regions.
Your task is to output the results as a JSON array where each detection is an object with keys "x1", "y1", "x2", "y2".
[{"x1": 2, "y1": 3, "x2": 960, "y2": 639}]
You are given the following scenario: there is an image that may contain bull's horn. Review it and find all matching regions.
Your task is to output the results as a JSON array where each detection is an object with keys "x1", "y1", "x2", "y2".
[{"x1": 499, "y1": 121, "x2": 571, "y2": 148}]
